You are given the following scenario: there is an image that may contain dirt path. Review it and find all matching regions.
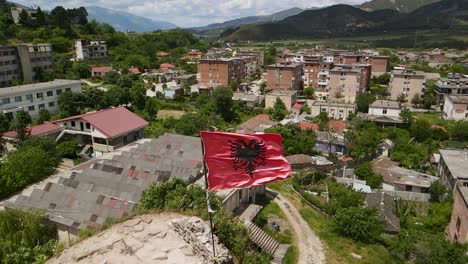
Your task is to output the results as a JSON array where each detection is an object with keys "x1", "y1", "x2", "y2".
[{"x1": 271, "y1": 190, "x2": 325, "y2": 264}]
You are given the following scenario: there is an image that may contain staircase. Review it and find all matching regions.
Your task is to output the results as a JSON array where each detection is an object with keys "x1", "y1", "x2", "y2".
[{"x1": 245, "y1": 221, "x2": 280, "y2": 255}]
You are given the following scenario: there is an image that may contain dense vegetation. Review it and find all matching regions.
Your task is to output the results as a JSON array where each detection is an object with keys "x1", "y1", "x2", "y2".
[{"x1": 0, "y1": 210, "x2": 57, "y2": 263}]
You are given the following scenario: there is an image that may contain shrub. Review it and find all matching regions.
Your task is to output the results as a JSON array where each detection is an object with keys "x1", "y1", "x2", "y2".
[{"x1": 333, "y1": 207, "x2": 383, "y2": 242}]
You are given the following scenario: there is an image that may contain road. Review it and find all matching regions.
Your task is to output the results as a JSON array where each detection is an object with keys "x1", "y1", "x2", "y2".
[{"x1": 272, "y1": 190, "x2": 326, "y2": 264}]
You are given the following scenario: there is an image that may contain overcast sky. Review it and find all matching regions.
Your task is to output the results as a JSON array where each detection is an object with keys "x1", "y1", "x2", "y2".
[{"x1": 13, "y1": 0, "x2": 368, "y2": 27}]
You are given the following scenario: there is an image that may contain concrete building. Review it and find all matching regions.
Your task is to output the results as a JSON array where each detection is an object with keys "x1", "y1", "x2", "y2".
[
  {"x1": 303, "y1": 62, "x2": 333, "y2": 90},
  {"x1": 309, "y1": 101, "x2": 355, "y2": 121},
  {"x1": 438, "y1": 149, "x2": 468, "y2": 191},
  {"x1": 0, "y1": 79, "x2": 82, "y2": 120},
  {"x1": 328, "y1": 64, "x2": 371, "y2": 103},
  {"x1": 236, "y1": 50, "x2": 264, "y2": 68},
  {"x1": 367, "y1": 100, "x2": 404, "y2": 124},
  {"x1": 198, "y1": 58, "x2": 245, "y2": 86},
  {"x1": 265, "y1": 90, "x2": 297, "y2": 111},
  {"x1": 236, "y1": 114, "x2": 277, "y2": 134},
  {"x1": 448, "y1": 182, "x2": 468, "y2": 243},
  {"x1": 443, "y1": 95, "x2": 468, "y2": 120},
  {"x1": 389, "y1": 70, "x2": 426, "y2": 103},
  {"x1": 0, "y1": 43, "x2": 54, "y2": 87},
  {"x1": 435, "y1": 74, "x2": 468, "y2": 108},
  {"x1": 75, "y1": 40, "x2": 107, "y2": 61},
  {"x1": 266, "y1": 63, "x2": 303, "y2": 90},
  {"x1": 91, "y1": 66, "x2": 113, "y2": 77},
  {"x1": 10, "y1": 6, "x2": 37, "y2": 24}
]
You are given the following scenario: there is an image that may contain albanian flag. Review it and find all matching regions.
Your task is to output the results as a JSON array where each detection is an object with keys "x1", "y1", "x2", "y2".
[{"x1": 200, "y1": 131, "x2": 292, "y2": 191}]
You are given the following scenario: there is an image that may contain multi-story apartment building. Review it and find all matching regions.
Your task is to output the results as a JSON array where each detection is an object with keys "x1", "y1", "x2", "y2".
[
  {"x1": 10, "y1": 6, "x2": 38, "y2": 24},
  {"x1": 198, "y1": 58, "x2": 245, "y2": 86},
  {"x1": 435, "y1": 73, "x2": 468, "y2": 107},
  {"x1": 328, "y1": 64, "x2": 371, "y2": 103},
  {"x1": 303, "y1": 62, "x2": 333, "y2": 88},
  {"x1": 75, "y1": 40, "x2": 107, "y2": 61},
  {"x1": 0, "y1": 79, "x2": 82, "y2": 120},
  {"x1": 236, "y1": 50, "x2": 264, "y2": 67},
  {"x1": 448, "y1": 182, "x2": 468, "y2": 243},
  {"x1": 442, "y1": 94, "x2": 468, "y2": 120},
  {"x1": 389, "y1": 70, "x2": 426, "y2": 103},
  {"x1": 0, "y1": 43, "x2": 54, "y2": 87},
  {"x1": 266, "y1": 63, "x2": 303, "y2": 90},
  {"x1": 333, "y1": 53, "x2": 390, "y2": 76}
]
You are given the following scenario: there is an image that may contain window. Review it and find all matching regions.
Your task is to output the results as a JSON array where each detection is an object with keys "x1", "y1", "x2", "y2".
[
  {"x1": 65, "y1": 88, "x2": 71, "y2": 92},
  {"x1": 456, "y1": 217, "x2": 461, "y2": 232},
  {"x1": 56, "y1": 89, "x2": 62, "y2": 95},
  {"x1": 26, "y1": 94, "x2": 33, "y2": 100},
  {"x1": 405, "y1": 185, "x2": 412, "y2": 192},
  {"x1": 46, "y1": 91, "x2": 53, "y2": 96},
  {"x1": 71, "y1": 121, "x2": 76, "y2": 127},
  {"x1": 38, "y1": 103, "x2": 45, "y2": 109},
  {"x1": 28, "y1": 105, "x2": 35, "y2": 111},
  {"x1": 383, "y1": 108, "x2": 388, "y2": 114},
  {"x1": 48, "y1": 102, "x2": 54, "y2": 107},
  {"x1": 14, "y1": 96, "x2": 22, "y2": 102},
  {"x1": 85, "y1": 123, "x2": 90, "y2": 129},
  {"x1": 36, "y1": 92, "x2": 43, "y2": 98},
  {"x1": 2, "y1": 98, "x2": 10, "y2": 104}
]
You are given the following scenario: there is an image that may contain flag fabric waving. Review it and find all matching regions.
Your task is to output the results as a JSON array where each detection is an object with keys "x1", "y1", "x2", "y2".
[{"x1": 200, "y1": 131, "x2": 292, "y2": 191}]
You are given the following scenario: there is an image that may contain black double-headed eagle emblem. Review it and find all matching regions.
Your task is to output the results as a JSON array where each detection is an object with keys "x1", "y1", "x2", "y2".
[{"x1": 229, "y1": 138, "x2": 267, "y2": 178}]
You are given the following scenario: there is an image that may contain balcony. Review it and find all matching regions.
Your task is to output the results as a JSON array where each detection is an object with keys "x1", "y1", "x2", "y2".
[{"x1": 318, "y1": 80, "x2": 329, "y2": 86}]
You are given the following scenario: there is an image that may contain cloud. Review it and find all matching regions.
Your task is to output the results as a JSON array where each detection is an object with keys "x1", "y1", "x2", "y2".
[{"x1": 14, "y1": 0, "x2": 367, "y2": 27}]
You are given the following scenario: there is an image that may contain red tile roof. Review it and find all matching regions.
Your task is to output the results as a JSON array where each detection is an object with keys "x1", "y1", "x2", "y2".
[
  {"x1": 298, "y1": 122, "x2": 318, "y2": 131},
  {"x1": 292, "y1": 103, "x2": 303, "y2": 109},
  {"x1": 328, "y1": 121, "x2": 348, "y2": 132},
  {"x1": 255, "y1": 114, "x2": 270, "y2": 120},
  {"x1": 91, "y1": 66, "x2": 113, "y2": 73},
  {"x1": 160, "y1": 63, "x2": 176, "y2": 69},
  {"x1": 53, "y1": 107, "x2": 149, "y2": 138},
  {"x1": 431, "y1": 125, "x2": 447, "y2": 132},
  {"x1": 3, "y1": 122, "x2": 63, "y2": 139},
  {"x1": 128, "y1": 67, "x2": 141, "y2": 74},
  {"x1": 156, "y1": 51, "x2": 169, "y2": 56}
]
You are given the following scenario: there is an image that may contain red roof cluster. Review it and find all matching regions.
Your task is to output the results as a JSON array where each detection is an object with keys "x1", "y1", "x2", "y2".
[
  {"x1": 160, "y1": 63, "x2": 176, "y2": 70},
  {"x1": 128, "y1": 67, "x2": 141, "y2": 74},
  {"x1": 298, "y1": 122, "x2": 318, "y2": 131},
  {"x1": 328, "y1": 120, "x2": 348, "y2": 132},
  {"x1": 91, "y1": 66, "x2": 113, "y2": 73}
]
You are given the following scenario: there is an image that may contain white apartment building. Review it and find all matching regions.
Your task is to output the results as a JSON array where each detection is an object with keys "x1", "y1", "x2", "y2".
[
  {"x1": 75, "y1": 40, "x2": 107, "y2": 61},
  {"x1": 308, "y1": 101, "x2": 356, "y2": 120},
  {"x1": 0, "y1": 79, "x2": 82, "y2": 120},
  {"x1": 443, "y1": 95, "x2": 468, "y2": 120},
  {"x1": 368, "y1": 100, "x2": 401, "y2": 117}
]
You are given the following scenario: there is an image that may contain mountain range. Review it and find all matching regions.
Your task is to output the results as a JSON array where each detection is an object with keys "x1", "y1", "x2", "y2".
[
  {"x1": 358, "y1": 0, "x2": 441, "y2": 13},
  {"x1": 223, "y1": 0, "x2": 468, "y2": 41},
  {"x1": 85, "y1": 6, "x2": 178, "y2": 32}
]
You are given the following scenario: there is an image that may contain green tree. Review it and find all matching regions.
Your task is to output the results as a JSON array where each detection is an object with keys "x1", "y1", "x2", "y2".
[
  {"x1": 37, "y1": 109, "x2": 51, "y2": 124},
  {"x1": 57, "y1": 141, "x2": 79, "y2": 158},
  {"x1": 397, "y1": 93, "x2": 407, "y2": 104},
  {"x1": 428, "y1": 180, "x2": 448, "y2": 202},
  {"x1": 271, "y1": 97, "x2": 288, "y2": 121},
  {"x1": 333, "y1": 207, "x2": 383, "y2": 242},
  {"x1": 144, "y1": 97, "x2": 159, "y2": 118},
  {"x1": 104, "y1": 86, "x2": 129, "y2": 106},
  {"x1": 300, "y1": 104, "x2": 311, "y2": 115},
  {"x1": 70, "y1": 62, "x2": 91, "y2": 79},
  {"x1": 304, "y1": 86, "x2": 315, "y2": 98},
  {"x1": 266, "y1": 124, "x2": 316, "y2": 155},
  {"x1": 129, "y1": 82, "x2": 146, "y2": 110},
  {"x1": 0, "y1": 113, "x2": 10, "y2": 133},
  {"x1": 411, "y1": 93, "x2": 422, "y2": 107},
  {"x1": 400, "y1": 109, "x2": 414, "y2": 124},
  {"x1": 212, "y1": 86, "x2": 235, "y2": 122},
  {"x1": 356, "y1": 93, "x2": 376, "y2": 113},
  {"x1": 450, "y1": 121, "x2": 468, "y2": 141},
  {"x1": 35, "y1": 7, "x2": 46, "y2": 27},
  {"x1": 13, "y1": 110, "x2": 32, "y2": 141},
  {"x1": 410, "y1": 119, "x2": 431, "y2": 142},
  {"x1": 18, "y1": 9, "x2": 32, "y2": 28},
  {"x1": 58, "y1": 91, "x2": 81, "y2": 117},
  {"x1": 354, "y1": 162, "x2": 383, "y2": 189}
]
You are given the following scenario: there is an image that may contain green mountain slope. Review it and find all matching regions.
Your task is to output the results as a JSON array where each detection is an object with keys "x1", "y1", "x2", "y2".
[{"x1": 359, "y1": 0, "x2": 441, "y2": 13}]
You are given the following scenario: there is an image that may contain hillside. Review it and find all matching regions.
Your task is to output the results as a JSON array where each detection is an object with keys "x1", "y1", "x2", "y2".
[
  {"x1": 86, "y1": 6, "x2": 178, "y2": 32},
  {"x1": 359, "y1": 0, "x2": 441, "y2": 13},
  {"x1": 189, "y1": 7, "x2": 305, "y2": 36},
  {"x1": 224, "y1": 0, "x2": 468, "y2": 41}
]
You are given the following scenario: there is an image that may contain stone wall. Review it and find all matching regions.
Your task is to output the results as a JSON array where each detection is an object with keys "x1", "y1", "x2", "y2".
[{"x1": 170, "y1": 217, "x2": 233, "y2": 264}]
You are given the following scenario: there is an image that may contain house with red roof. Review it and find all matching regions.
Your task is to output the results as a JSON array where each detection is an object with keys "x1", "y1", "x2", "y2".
[
  {"x1": 128, "y1": 67, "x2": 141, "y2": 75},
  {"x1": 156, "y1": 51, "x2": 169, "y2": 57},
  {"x1": 91, "y1": 66, "x2": 113, "y2": 77},
  {"x1": 53, "y1": 106, "x2": 149, "y2": 154},
  {"x1": 328, "y1": 120, "x2": 348, "y2": 133},
  {"x1": 298, "y1": 122, "x2": 318, "y2": 131},
  {"x1": 159, "y1": 63, "x2": 176, "y2": 72},
  {"x1": 3, "y1": 107, "x2": 149, "y2": 155}
]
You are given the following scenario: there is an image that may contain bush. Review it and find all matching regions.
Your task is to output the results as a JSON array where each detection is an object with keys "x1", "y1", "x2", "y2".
[
  {"x1": 57, "y1": 141, "x2": 79, "y2": 158},
  {"x1": 354, "y1": 162, "x2": 383, "y2": 189},
  {"x1": 333, "y1": 207, "x2": 383, "y2": 242}
]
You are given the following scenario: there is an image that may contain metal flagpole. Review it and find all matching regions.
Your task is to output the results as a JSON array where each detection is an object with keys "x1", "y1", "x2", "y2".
[{"x1": 200, "y1": 137, "x2": 216, "y2": 258}]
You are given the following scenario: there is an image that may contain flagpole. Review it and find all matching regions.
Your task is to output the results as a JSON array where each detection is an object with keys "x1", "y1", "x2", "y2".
[{"x1": 200, "y1": 136, "x2": 216, "y2": 258}]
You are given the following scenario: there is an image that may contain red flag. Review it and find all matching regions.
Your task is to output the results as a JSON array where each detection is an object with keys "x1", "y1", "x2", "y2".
[{"x1": 200, "y1": 131, "x2": 292, "y2": 191}]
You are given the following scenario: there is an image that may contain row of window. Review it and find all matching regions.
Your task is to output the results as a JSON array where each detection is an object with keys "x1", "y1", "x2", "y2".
[
  {"x1": 27, "y1": 101, "x2": 55, "y2": 111},
  {"x1": 1, "y1": 88, "x2": 71, "y2": 104},
  {"x1": 0, "y1": 60, "x2": 17, "y2": 66},
  {"x1": 1, "y1": 50, "x2": 15, "y2": 56},
  {"x1": 0, "y1": 70, "x2": 19, "y2": 76}
]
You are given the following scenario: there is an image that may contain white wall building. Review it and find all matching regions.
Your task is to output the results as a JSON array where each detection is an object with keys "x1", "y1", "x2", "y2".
[
  {"x1": 75, "y1": 40, "x2": 107, "y2": 61},
  {"x1": 443, "y1": 95, "x2": 468, "y2": 120},
  {"x1": 368, "y1": 100, "x2": 401, "y2": 117},
  {"x1": 309, "y1": 101, "x2": 356, "y2": 120},
  {"x1": 0, "y1": 79, "x2": 82, "y2": 120}
]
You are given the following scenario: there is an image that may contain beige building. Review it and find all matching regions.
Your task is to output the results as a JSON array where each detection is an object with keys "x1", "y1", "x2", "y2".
[
  {"x1": 443, "y1": 95, "x2": 468, "y2": 120},
  {"x1": 308, "y1": 101, "x2": 355, "y2": 121},
  {"x1": 448, "y1": 182, "x2": 468, "y2": 243},
  {"x1": 389, "y1": 70, "x2": 426, "y2": 103},
  {"x1": 328, "y1": 65, "x2": 365, "y2": 103},
  {"x1": 438, "y1": 149, "x2": 468, "y2": 191},
  {"x1": 266, "y1": 63, "x2": 303, "y2": 90},
  {"x1": 265, "y1": 90, "x2": 297, "y2": 111}
]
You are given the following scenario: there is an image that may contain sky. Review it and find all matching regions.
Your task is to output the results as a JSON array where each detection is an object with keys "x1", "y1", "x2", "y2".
[{"x1": 13, "y1": 0, "x2": 368, "y2": 27}]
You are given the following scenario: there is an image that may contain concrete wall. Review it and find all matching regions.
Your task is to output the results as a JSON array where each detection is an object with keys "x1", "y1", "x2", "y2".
[
  {"x1": 329, "y1": 71, "x2": 360, "y2": 103},
  {"x1": 443, "y1": 96, "x2": 468, "y2": 120},
  {"x1": 266, "y1": 65, "x2": 303, "y2": 90},
  {"x1": 265, "y1": 92, "x2": 297, "y2": 111},
  {"x1": 368, "y1": 107, "x2": 401, "y2": 117},
  {"x1": 448, "y1": 185, "x2": 468, "y2": 243},
  {"x1": 389, "y1": 73, "x2": 425, "y2": 103}
]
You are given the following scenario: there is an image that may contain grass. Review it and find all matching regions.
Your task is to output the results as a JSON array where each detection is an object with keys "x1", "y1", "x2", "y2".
[
  {"x1": 156, "y1": 110, "x2": 185, "y2": 119},
  {"x1": 268, "y1": 180, "x2": 395, "y2": 264}
]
